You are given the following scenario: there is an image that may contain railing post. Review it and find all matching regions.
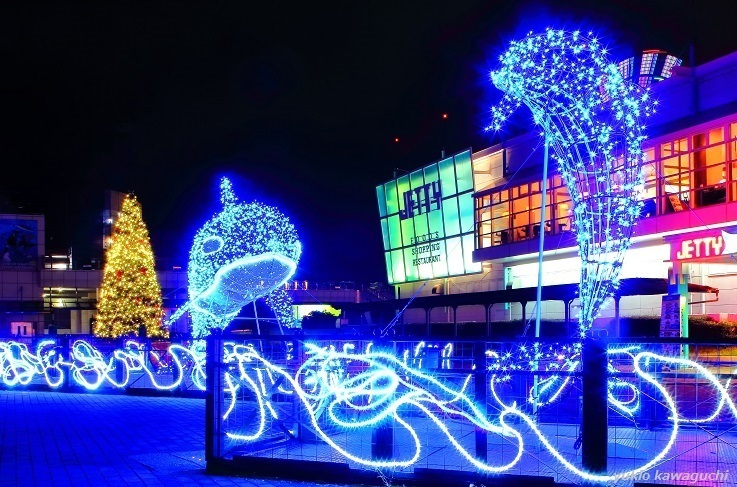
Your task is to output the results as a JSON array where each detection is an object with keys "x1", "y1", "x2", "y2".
[
  {"x1": 371, "y1": 338, "x2": 393, "y2": 461},
  {"x1": 115, "y1": 337, "x2": 124, "y2": 387},
  {"x1": 61, "y1": 335, "x2": 71, "y2": 391},
  {"x1": 474, "y1": 342, "x2": 488, "y2": 462},
  {"x1": 174, "y1": 341, "x2": 184, "y2": 394},
  {"x1": 582, "y1": 337, "x2": 607, "y2": 473},
  {"x1": 205, "y1": 330, "x2": 223, "y2": 463},
  {"x1": 371, "y1": 419, "x2": 394, "y2": 461}
]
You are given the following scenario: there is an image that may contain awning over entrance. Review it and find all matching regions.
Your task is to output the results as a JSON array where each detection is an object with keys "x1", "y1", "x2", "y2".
[{"x1": 339, "y1": 277, "x2": 718, "y2": 315}]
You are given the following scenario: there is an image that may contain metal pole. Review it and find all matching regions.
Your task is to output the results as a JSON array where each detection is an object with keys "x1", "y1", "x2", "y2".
[
  {"x1": 532, "y1": 133, "x2": 549, "y2": 416},
  {"x1": 535, "y1": 135, "x2": 550, "y2": 337},
  {"x1": 205, "y1": 331, "x2": 223, "y2": 464},
  {"x1": 582, "y1": 337, "x2": 608, "y2": 473},
  {"x1": 474, "y1": 343, "x2": 488, "y2": 461}
]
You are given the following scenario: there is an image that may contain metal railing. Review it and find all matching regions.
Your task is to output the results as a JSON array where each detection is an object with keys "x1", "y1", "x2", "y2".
[
  {"x1": 0, "y1": 335, "x2": 206, "y2": 395},
  {"x1": 205, "y1": 335, "x2": 737, "y2": 486}
]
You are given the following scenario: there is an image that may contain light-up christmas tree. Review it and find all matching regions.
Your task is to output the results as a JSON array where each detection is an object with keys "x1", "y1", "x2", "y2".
[{"x1": 94, "y1": 194, "x2": 167, "y2": 339}]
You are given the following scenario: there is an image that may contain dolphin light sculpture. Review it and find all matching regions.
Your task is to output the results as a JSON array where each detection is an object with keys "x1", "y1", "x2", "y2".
[
  {"x1": 169, "y1": 177, "x2": 301, "y2": 337},
  {"x1": 488, "y1": 29, "x2": 656, "y2": 335}
]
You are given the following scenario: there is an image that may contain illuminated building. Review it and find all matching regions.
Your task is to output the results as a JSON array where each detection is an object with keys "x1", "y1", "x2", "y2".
[
  {"x1": 376, "y1": 47, "x2": 737, "y2": 336},
  {"x1": 0, "y1": 211, "x2": 190, "y2": 337}
]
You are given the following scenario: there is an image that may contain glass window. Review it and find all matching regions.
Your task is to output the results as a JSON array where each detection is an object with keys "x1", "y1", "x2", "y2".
[
  {"x1": 693, "y1": 129, "x2": 726, "y2": 207},
  {"x1": 388, "y1": 215, "x2": 401, "y2": 249},
  {"x1": 384, "y1": 252, "x2": 394, "y2": 284},
  {"x1": 478, "y1": 219, "x2": 492, "y2": 248},
  {"x1": 709, "y1": 127, "x2": 724, "y2": 144},
  {"x1": 423, "y1": 164, "x2": 439, "y2": 189},
  {"x1": 492, "y1": 201, "x2": 511, "y2": 243},
  {"x1": 477, "y1": 203, "x2": 492, "y2": 248},
  {"x1": 403, "y1": 247, "x2": 419, "y2": 282},
  {"x1": 376, "y1": 185, "x2": 387, "y2": 217},
  {"x1": 410, "y1": 169, "x2": 424, "y2": 191},
  {"x1": 414, "y1": 212, "x2": 429, "y2": 241},
  {"x1": 446, "y1": 236, "x2": 464, "y2": 275},
  {"x1": 380, "y1": 219, "x2": 390, "y2": 250},
  {"x1": 454, "y1": 150, "x2": 474, "y2": 193},
  {"x1": 640, "y1": 52, "x2": 657, "y2": 75},
  {"x1": 458, "y1": 194, "x2": 475, "y2": 235},
  {"x1": 462, "y1": 234, "x2": 482, "y2": 274},
  {"x1": 396, "y1": 175, "x2": 410, "y2": 215},
  {"x1": 384, "y1": 180, "x2": 399, "y2": 215},
  {"x1": 530, "y1": 192, "x2": 542, "y2": 211},
  {"x1": 675, "y1": 137, "x2": 688, "y2": 153},
  {"x1": 442, "y1": 197, "x2": 460, "y2": 236},
  {"x1": 400, "y1": 217, "x2": 414, "y2": 247},
  {"x1": 391, "y1": 249, "x2": 405, "y2": 283},
  {"x1": 428, "y1": 208, "x2": 444, "y2": 239},
  {"x1": 662, "y1": 55, "x2": 682, "y2": 77},
  {"x1": 416, "y1": 248, "x2": 434, "y2": 281},
  {"x1": 472, "y1": 119, "x2": 737, "y2": 248},
  {"x1": 618, "y1": 58, "x2": 633, "y2": 78},
  {"x1": 432, "y1": 239, "x2": 448, "y2": 277},
  {"x1": 438, "y1": 157, "x2": 457, "y2": 194}
]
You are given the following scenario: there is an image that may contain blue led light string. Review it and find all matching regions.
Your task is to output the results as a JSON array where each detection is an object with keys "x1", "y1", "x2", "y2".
[
  {"x1": 217, "y1": 340, "x2": 735, "y2": 482},
  {"x1": 2, "y1": 336, "x2": 736, "y2": 481},
  {"x1": 166, "y1": 177, "x2": 302, "y2": 337},
  {"x1": 482, "y1": 29, "x2": 657, "y2": 409},
  {"x1": 488, "y1": 29, "x2": 655, "y2": 336},
  {"x1": 0, "y1": 338, "x2": 207, "y2": 391}
]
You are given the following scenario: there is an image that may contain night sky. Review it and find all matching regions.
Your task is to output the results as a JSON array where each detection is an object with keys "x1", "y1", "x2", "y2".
[{"x1": 1, "y1": 1, "x2": 734, "y2": 284}]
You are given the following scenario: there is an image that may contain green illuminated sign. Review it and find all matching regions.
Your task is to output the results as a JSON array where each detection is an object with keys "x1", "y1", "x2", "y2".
[{"x1": 376, "y1": 149, "x2": 481, "y2": 284}]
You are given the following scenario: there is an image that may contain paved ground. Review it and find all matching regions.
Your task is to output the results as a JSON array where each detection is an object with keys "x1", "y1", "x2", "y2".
[
  {"x1": 4, "y1": 389, "x2": 734, "y2": 487},
  {"x1": 0, "y1": 390, "x2": 372, "y2": 487}
]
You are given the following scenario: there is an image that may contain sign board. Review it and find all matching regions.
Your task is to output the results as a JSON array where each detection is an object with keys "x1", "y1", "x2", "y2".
[
  {"x1": 660, "y1": 294, "x2": 682, "y2": 338},
  {"x1": 376, "y1": 149, "x2": 482, "y2": 284},
  {"x1": 0, "y1": 218, "x2": 38, "y2": 268},
  {"x1": 667, "y1": 227, "x2": 737, "y2": 262},
  {"x1": 667, "y1": 194, "x2": 685, "y2": 212}
]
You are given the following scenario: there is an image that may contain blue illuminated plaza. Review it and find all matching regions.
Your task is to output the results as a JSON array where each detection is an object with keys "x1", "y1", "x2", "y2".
[{"x1": 4, "y1": 6, "x2": 737, "y2": 487}]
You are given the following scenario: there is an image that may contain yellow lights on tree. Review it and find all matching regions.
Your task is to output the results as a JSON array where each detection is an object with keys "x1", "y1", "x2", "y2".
[{"x1": 94, "y1": 194, "x2": 167, "y2": 339}]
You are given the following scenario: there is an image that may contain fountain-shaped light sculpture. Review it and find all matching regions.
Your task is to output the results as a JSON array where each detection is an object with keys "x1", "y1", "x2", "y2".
[
  {"x1": 168, "y1": 177, "x2": 301, "y2": 337},
  {"x1": 488, "y1": 29, "x2": 656, "y2": 335}
]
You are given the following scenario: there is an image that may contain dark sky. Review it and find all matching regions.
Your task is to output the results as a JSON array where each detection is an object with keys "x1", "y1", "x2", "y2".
[{"x1": 1, "y1": 1, "x2": 734, "y2": 283}]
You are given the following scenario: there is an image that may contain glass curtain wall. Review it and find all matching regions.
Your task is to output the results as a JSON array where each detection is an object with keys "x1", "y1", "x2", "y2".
[{"x1": 377, "y1": 150, "x2": 482, "y2": 285}]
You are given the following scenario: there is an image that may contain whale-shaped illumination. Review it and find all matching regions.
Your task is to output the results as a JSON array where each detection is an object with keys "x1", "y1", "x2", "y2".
[{"x1": 169, "y1": 177, "x2": 301, "y2": 337}]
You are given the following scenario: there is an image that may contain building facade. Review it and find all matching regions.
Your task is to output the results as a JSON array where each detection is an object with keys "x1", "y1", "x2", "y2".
[
  {"x1": 0, "y1": 212, "x2": 190, "y2": 337},
  {"x1": 378, "y1": 50, "x2": 737, "y2": 333}
]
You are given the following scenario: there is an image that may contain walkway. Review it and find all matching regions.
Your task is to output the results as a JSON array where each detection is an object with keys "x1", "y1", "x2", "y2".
[{"x1": 0, "y1": 390, "x2": 365, "y2": 487}]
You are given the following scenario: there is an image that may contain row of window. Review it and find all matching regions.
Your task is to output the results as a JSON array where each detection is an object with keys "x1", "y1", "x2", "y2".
[{"x1": 475, "y1": 119, "x2": 737, "y2": 250}]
